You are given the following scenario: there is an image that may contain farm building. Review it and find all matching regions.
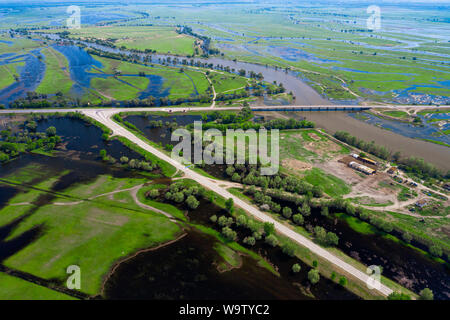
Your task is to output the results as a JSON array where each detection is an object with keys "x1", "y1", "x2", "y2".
[
  {"x1": 348, "y1": 161, "x2": 376, "y2": 175},
  {"x1": 359, "y1": 156, "x2": 378, "y2": 166}
]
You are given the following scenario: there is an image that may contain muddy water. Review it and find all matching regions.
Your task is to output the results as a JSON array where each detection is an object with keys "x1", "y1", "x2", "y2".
[
  {"x1": 276, "y1": 111, "x2": 450, "y2": 171},
  {"x1": 40, "y1": 35, "x2": 330, "y2": 105}
]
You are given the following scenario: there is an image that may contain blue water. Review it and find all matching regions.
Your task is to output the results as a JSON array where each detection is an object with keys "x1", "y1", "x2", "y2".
[
  {"x1": 0, "y1": 40, "x2": 13, "y2": 46},
  {"x1": 266, "y1": 46, "x2": 336, "y2": 63},
  {"x1": 137, "y1": 74, "x2": 169, "y2": 100},
  {"x1": 348, "y1": 112, "x2": 450, "y2": 146},
  {"x1": 0, "y1": 49, "x2": 46, "y2": 106},
  {"x1": 52, "y1": 45, "x2": 108, "y2": 97}
]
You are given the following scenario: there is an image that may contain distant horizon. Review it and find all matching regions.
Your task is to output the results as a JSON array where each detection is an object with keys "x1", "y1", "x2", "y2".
[{"x1": 0, "y1": 0, "x2": 449, "y2": 4}]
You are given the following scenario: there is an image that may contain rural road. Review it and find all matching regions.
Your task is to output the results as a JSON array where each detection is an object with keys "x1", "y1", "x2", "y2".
[
  {"x1": 0, "y1": 104, "x2": 445, "y2": 116},
  {"x1": 80, "y1": 108, "x2": 394, "y2": 297},
  {"x1": 2, "y1": 104, "x2": 441, "y2": 296}
]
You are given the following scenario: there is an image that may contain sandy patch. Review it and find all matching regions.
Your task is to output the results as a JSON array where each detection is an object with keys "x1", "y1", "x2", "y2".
[{"x1": 282, "y1": 159, "x2": 312, "y2": 172}]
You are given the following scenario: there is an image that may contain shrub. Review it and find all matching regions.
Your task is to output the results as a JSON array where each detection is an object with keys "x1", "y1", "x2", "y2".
[
  {"x1": 292, "y1": 263, "x2": 301, "y2": 273},
  {"x1": 387, "y1": 292, "x2": 411, "y2": 300}
]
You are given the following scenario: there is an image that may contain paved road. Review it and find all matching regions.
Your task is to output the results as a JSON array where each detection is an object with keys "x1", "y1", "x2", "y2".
[
  {"x1": 0, "y1": 104, "x2": 445, "y2": 115},
  {"x1": 82, "y1": 109, "x2": 394, "y2": 297}
]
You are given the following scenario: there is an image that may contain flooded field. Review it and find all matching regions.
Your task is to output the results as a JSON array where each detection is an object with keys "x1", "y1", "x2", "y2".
[
  {"x1": 0, "y1": 115, "x2": 357, "y2": 300},
  {"x1": 104, "y1": 199, "x2": 357, "y2": 300}
]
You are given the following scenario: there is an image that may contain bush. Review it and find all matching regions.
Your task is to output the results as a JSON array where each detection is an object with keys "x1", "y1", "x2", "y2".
[
  {"x1": 292, "y1": 263, "x2": 301, "y2": 273},
  {"x1": 210, "y1": 215, "x2": 217, "y2": 223},
  {"x1": 387, "y1": 292, "x2": 411, "y2": 300}
]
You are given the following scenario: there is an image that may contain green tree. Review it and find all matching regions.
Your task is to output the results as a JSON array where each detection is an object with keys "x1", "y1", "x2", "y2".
[
  {"x1": 265, "y1": 234, "x2": 278, "y2": 247},
  {"x1": 243, "y1": 236, "x2": 256, "y2": 246},
  {"x1": 326, "y1": 232, "x2": 339, "y2": 246},
  {"x1": 293, "y1": 214, "x2": 304, "y2": 225},
  {"x1": 308, "y1": 269, "x2": 320, "y2": 284},
  {"x1": 225, "y1": 198, "x2": 234, "y2": 213},
  {"x1": 292, "y1": 263, "x2": 301, "y2": 273},
  {"x1": 222, "y1": 227, "x2": 237, "y2": 241},
  {"x1": 148, "y1": 189, "x2": 159, "y2": 199},
  {"x1": 186, "y1": 195, "x2": 200, "y2": 209},
  {"x1": 282, "y1": 207, "x2": 292, "y2": 219},
  {"x1": 419, "y1": 288, "x2": 434, "y2": 300},
  {"x1": 339, "y1": 276, "x2": 347, "y2": 286},
  {"x1": 263, "y1": 222, "x2": 275, "y2": 235},
  {"x1": 236, "y1": 215, "x2": 248, "y2": 227},
  {"x1": 46, "y1": 126, "x2": 57, "y2": 136}
]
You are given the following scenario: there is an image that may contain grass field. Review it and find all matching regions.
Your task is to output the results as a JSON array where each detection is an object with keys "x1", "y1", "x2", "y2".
[
  {"x1": 0, "y1": 62, "x2": 21, "y2": 90},
  {"x1": 36, "y1": 47, "x2": 73, "y2": 95},
  {"x1": 0, "y1": 170, "x2": 182, "y2": 296},
  {"x1": 0, "y1": 273, "x2": 76, "y2": 300},
  {"x1": 49, "y1": 26, "x2": 196, "y2": 56}
]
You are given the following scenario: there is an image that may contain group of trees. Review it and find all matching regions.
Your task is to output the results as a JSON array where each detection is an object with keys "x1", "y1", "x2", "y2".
[
  {"x1": 163, "y1": 182, "x2": 203, "y2": 209},
  {"x1": 0, "y1": 123, "x2": 60, "y2": 163},
  {"x1": 334, "y1": 131, "x2": 448, "y2": 181},
  {"x1": 232, "y1": 167, "x2": 322, "y2": 197}
]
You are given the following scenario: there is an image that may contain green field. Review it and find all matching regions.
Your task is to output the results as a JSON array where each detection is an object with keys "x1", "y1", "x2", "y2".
[
  {"x1": 0, "y1": 62, "x2": 21, "y2": 90},
  {"x1": 36, "y1": 47, "x2": 73, "y2": 95},
  {"x1": 0, "y1": 168, "x2": 182, "y2": 296},
  {"x1": 0, "y1": 273, "x2": 75, "y2": 300},
  {"x1": 44, "y1": 26, "x2": 196, "y2": 56}
]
